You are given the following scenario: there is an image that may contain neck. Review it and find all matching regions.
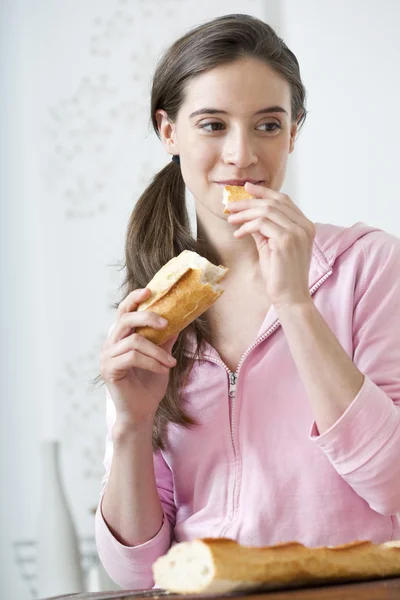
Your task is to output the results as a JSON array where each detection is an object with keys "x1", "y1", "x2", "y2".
[{"x1": 195, "y1": 205, "x2": 261, "y2": 274}]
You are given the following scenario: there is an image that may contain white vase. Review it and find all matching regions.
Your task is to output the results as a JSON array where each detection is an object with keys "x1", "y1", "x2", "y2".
[{"x1": 36, "y1": 439, "x2": 84, "y2": 597}]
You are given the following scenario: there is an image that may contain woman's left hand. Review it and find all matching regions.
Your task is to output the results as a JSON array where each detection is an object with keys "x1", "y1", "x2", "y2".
[{"x1": 227, "y1": 182, "x2": 316, "y2": 309}]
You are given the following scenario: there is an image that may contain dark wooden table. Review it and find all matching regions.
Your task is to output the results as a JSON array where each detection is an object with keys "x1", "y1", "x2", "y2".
[{"x1": 42, "y1": 577, "x2": 400, "y2": 600}]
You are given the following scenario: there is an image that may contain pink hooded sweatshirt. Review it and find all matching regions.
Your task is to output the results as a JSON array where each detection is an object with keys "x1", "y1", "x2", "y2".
[{"x1": 95, "y1": 222, "x2": 400, "y2": 589}]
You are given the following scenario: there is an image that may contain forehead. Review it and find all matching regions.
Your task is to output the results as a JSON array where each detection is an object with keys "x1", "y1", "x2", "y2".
[{"x1": 180, "y1": 57, "x2": 292, "y2": 117}]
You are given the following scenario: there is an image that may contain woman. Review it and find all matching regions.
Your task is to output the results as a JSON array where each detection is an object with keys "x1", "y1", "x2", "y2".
[{"x1": 95, "y1": 14, "x2": 400, "y2": 590}]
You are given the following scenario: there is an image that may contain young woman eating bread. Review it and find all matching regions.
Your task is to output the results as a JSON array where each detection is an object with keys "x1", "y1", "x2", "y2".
[{"x1": 95, "y1": 14, "x2": 400, "y2": 590}]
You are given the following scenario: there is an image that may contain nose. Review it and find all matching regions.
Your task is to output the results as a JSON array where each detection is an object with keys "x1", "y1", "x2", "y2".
[{"x1": 222, "y1": 126, "x2": 258, "y2": 168}]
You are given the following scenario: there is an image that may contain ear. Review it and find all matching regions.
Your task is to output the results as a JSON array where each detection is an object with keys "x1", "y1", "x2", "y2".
[
  {"x1": 155, "y1": 109, "x2": 179, "y2": 156},
  {"x1": 289, "y1": 120, "x2": 298, "y2": 154}
]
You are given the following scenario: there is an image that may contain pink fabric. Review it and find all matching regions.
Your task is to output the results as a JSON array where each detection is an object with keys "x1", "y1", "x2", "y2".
[{"x1": 95, "y1": 222, "x2": 400, "y2": 589}]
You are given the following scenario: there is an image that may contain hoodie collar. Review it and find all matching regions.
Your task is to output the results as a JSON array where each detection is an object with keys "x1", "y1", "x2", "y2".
[{"x1": 185, "y1": 221, "x2": 381, "y2": 358}]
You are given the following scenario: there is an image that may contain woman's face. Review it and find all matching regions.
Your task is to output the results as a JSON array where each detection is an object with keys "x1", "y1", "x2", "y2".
[{"x1": 158, "y1": 56, "x2": 298, "y2": 217}]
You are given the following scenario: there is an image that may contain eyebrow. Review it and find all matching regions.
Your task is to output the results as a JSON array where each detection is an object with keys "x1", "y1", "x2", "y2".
[{"x1": 189, "y1": 106, "x2": 288, "y2": 118}]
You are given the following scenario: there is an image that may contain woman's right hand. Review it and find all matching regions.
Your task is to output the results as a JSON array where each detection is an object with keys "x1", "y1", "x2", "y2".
[{"x1": 100, "y1": 288, "x2": 178, "y2": 427}]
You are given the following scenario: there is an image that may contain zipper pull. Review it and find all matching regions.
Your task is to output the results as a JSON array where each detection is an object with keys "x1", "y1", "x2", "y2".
[{"x1": 229, "y1": 372, "x2": 237, "y2": 398}]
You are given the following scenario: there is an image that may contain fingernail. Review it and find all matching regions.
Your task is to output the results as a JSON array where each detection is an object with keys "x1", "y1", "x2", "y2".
[
  {"x1": 168, "y1": 355, "x2": 176, "y2": 364},
  {"x1": 158, "y1": 317, "x2": 168, "y2": 326}
]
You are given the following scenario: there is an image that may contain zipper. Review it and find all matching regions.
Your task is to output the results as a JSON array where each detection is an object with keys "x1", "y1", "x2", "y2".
[
  {"x1": 229, "y1": 372, "x2": 237, "y2": 397},
  {"x1": 202, "y1": 269, "x2": 333, "y2": 535},
  {"x1": 228, "y1": 372, "x2": 237, "y2": 446},
  {"x1": 202, "y1": 357, "x2": 238, "y2": 450},
  {"x1": 309, "y1": 270, "x2": 332, "y2": 295},
  {"x1": 203, "y1": 318, "x2": 280, "y2": 453},
  {"x1": 190, "y1": 270, "x2": 333, "y2": 450}
]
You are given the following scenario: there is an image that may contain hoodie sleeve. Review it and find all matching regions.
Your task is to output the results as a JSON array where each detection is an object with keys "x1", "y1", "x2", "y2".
[
  {"x1": 310, "y1": 230, "x2": 400, "y2": 516},
  {"x1": 95, "y1": 387, "x2": 175, "y2": 590}
]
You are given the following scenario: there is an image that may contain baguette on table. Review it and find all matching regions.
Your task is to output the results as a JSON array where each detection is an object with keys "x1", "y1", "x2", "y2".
[
  {"x1": 222, "y1": 185, "x2": 254, "y2": 214},
  {"x1": 136, "y1": 250, "x2": 228, "y2": 346},
  {"x1": 152, "y1": 537, "x2": 400, "y2": 594}
]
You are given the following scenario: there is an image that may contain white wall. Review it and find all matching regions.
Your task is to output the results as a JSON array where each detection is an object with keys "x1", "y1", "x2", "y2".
[
  {"x1": 281, "y1": 0, "x2": 400, "y2": 235},
  {"x1": 0, "y1": 1, "x2": 272, "y2": 598},
  {"x1": 1, "y1": 1, "x2": 400, "y2": 598}
]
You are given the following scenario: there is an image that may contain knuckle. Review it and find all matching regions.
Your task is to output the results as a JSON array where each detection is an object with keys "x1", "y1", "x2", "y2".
[
  {"x1": 120, "y1": 311, "x2": 132, "y2": 326},
  {"x1": 129, "y1": 348, "x2": 138, "y2": 360},
  {"x1": 117, "y1": 301, "x2": 126, "y2": 317},
  {"x1": 263, "y1": 204, "x2": 274, "y2": 216},
  {"x1": 100, "y1": 362, "x2": 110, "y2": 381},
  {"x1": 144, "y1": 311, "x2": 156, "y2": 324},
  {"x1": 293, "y1": 225, "x2": 305, "y2": 237},
  {"x1": 159, "y1": 350, "x2": 170, "y2": 363},
  {"x1": 298, "y1": 226, "x2": 309, "y2": 242},
  {"x1": 131, "y1": 333, "x2": 142, "y2": 346},
  {"x1": 108, "y1": 370, "x2": 121, "y2": 384},
  {"x1": 281, "y1": 231, "x2": 293, "y2": 246}
]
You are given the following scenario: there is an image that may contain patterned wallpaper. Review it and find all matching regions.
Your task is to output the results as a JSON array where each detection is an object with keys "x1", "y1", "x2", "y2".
[{"x1": 37, "y1": 0, "x2": 270, "y2": 537}]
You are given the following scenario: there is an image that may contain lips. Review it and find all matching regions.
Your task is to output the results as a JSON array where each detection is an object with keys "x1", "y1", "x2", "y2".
[{"x1": 216, "y1": 179, "x2": 264, "y2": 185}]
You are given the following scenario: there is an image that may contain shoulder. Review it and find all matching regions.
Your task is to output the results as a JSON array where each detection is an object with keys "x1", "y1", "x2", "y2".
[
  {"x1": 355, "y1": 228, "x2": 400, "y2": 259},
  {"x1": 315, "y1": 221, "x2": 400, "y2": 268}
]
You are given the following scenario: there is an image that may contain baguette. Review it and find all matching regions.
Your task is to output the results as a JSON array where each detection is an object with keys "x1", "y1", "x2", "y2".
[
  {"x1": 136, "y1": 250, "x2": 228, "y2": 346},
  {"x1": 152, "y1": 537, "x2": 400, "y2": 594},
  {"x1": 222, "y1": 185, "x2": 254, "y2": 214}
]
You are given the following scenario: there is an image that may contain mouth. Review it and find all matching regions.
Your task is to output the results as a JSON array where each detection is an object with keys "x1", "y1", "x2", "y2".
[{"x1": 215, "y1": 179, "x2": 264, "y2": 186}]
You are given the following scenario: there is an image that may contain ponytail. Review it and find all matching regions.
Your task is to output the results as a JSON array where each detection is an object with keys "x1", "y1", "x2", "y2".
[{"x1": 121, "y1": 161, "x2": 217, "y2": 450}]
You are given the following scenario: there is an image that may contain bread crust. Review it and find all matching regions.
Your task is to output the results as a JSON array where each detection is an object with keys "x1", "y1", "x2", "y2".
[
  {"x1": 223, "y1": 185, "x2": 254, "y2": 214},
  {"x1": 136, "y1": 269, "x2": 222, "y2": 345},
  {"x1": 135, "y1": 251, "x2": 228, "y2": 345},
  {"x1": 152, "y1": 537, "x2": 400, "y2": 594}
]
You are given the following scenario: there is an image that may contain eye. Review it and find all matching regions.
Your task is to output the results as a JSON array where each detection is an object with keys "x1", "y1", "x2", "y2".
[
  {"x1": 256, "y1": 122, "x2": 282, "y2": 133},
  {"x1": 198, "y1": 121, "x2": 225, "y2": 132}
]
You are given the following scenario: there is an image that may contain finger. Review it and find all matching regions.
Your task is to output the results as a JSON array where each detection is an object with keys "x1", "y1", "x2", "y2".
[
  {"x1": 244, "y1": 181, "x2": 280, "y2": 199},
  {"x1": 161, "y1": 334, "x2": 179, "y2": 354},
  {"x1": 117, "y1": 288, "x2": 152, "y2": 318},
  {"x1": 227, "y1": 196, "x2": 294, "y2": 215},
  {"x1": 228, "y1": 204, "x2": 300, "y2": 227},
  {"x1": 252, "y1": 231, "x2": 270, "y2": 251},
  {"x1": 102, "y1": 351, "x2": 171, "y2": 382},
  {"x1": 234, "y1": 217, "x2": 283, "y2": 241},
  {"x1": 244, "y1": 182, "x2": 303, "y2": 214},
  {"x1": 235, "y1": 218, "x2": 309, "y2": 253},
  {"x1": 230, "y1": 202, "x2": 314, "y2": 238},
  {"x1": 107, "y1": 332, "x2": 177, "y2": 368},
  {"x1": 109, "y1": 310, "x2": 168, "y2": 345}
]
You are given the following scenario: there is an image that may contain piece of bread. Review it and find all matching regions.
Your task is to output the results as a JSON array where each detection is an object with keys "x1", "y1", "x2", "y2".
[
  {"x1": 222, "y1": 185, "x2": 254, "y2": 214},
  {"x1": 152, "y1": 537, "x2": 400, "y2": 594},
  {"x1": 135, "y1": 250, "x2": 228, "y2": 345}
]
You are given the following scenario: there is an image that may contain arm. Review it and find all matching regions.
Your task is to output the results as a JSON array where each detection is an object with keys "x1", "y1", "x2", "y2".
[
  {"x1": 276, "y1": 301, "x2": 365, "y2": 434},
  {"x1": 276, "y1": 231, "x2": 400, "y2": 515},
  {"x1": 95, "y1": 389, "x2": 175, "y2": 590},
  {"x1": 102, "y1": 419, "x2": 164, "y2": 548}
]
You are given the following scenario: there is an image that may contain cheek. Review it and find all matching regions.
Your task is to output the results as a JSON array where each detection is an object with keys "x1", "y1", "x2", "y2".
[
  {"x1": 265, "y1": 139, "x2": 291, "y2": 190},
  {"x1": 182, "y1": 137, "x2": 218, "y2": 175},
  {"x1": 180, "y1": 148, "x2": 215, "y2": 198},
  {"x1": 270, "y1": 135, "x2": 291, "y2": 167}
]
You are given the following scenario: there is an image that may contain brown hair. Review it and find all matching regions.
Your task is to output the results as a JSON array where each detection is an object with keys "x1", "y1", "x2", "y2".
[{"x1": 117, "y1": 14, "x2": 307, "y2": 450}]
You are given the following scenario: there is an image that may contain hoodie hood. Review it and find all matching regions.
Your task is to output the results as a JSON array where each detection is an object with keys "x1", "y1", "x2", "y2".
[
  {"x1": 314, "y1": 221, "x2": 381, "y2": 267},
  {"x1": 310, "y1": 221, "x2": 381, "y2": 289}
]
